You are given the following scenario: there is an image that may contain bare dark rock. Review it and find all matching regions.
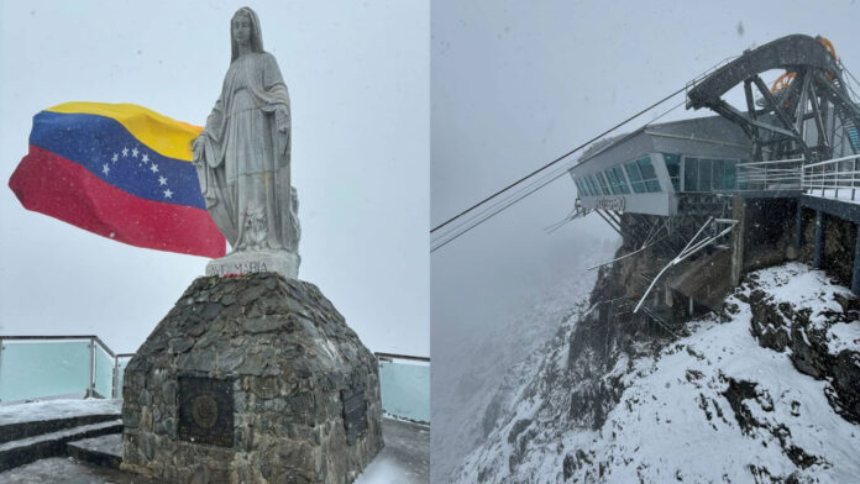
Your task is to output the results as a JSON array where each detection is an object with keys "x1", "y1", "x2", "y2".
[
  {"x1": 721, "y1": 375, "x2": 822, "y2": 469},
  {"x1": 827, "y1": 351, "x2": 860, "y2": 424},
  {"x1": 721, "y1": 376, "x2": 760, "y2": 434},
  {"x1": 506, "y1": 419, "x2": 531, "y2": 444}
]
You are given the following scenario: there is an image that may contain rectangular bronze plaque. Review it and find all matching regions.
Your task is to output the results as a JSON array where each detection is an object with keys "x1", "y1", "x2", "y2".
[
  {"x1": 341, "y1": 385, "x2": 368, "y2": 445},
  {"x1": 177, "y1": 376, "x2": 234, "y2": 448}
]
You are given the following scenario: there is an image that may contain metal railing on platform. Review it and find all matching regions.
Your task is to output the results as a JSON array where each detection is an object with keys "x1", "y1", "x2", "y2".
[
  {"x1": 736, "y1": 157, "x2": 804, "y2": 191},
  {"x1": 802, "y1": 153, "x2": 860, "y2": 201},
  {"x1": 0, "y1": 335, "x2": 430, "y2": 423},
  {"x1": 732, "y1": 154, "x2": 860, "y2": 203}
]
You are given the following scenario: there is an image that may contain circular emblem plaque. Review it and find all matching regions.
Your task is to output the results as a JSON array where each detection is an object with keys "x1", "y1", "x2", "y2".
[
  {"x1": 178, "y1": 376, "x2": 234, "y2": 447},
  {"x1": 191, "y1": 394, "x2": 219, "y2": 429}
]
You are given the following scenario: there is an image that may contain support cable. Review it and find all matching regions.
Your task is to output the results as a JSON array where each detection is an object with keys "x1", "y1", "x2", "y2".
[
  {"x1": 431, "y1": 99, "x2": 686, "y2": 252},
  {"x1": 431, "y1": 55, "x2": 736, "y2": 252},
  {"x1": 431, "y1": 92, "x2": 691, "y2": 240}
]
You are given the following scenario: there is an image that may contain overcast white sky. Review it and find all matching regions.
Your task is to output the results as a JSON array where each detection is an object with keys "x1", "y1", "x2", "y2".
[{"x1": 0, "y1": 1, "x2": 429, "y2": 356}]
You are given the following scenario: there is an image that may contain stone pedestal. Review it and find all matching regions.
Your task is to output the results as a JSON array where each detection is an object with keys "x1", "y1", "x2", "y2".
[{"x1": 121, "y1": 273, "x2": 383, "y2": 483}]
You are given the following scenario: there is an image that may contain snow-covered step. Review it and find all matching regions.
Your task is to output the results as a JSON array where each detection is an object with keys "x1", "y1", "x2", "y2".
[
  {"x1": 0, "y1": 419, "x2": 122, "y2": 472},
  {"x1": 67, "y1": 433, "x2": 122, "y2": 470},
  {"x1": 0, "y1": 399, "x2": 121, "y2": 445}
]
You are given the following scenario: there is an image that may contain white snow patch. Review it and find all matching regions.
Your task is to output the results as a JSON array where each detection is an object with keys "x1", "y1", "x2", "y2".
[
  {"x1": 0, "y1": 399, "x2": 120, "y2": 426},
  {"x1": 355, "y1": 453, "x2": 417, "y2": 484},
  {"x1": 827, "y1": 321, "x2": 860, "y2": 355}
]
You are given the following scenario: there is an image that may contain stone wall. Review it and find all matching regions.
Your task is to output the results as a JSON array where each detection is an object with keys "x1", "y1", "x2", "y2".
[
  {"x1": 122, "y1": 273, "x2": 383, "y2": 483},
  {"x1": 800, "y1": 209, "x2": 858, "y2": 288}
]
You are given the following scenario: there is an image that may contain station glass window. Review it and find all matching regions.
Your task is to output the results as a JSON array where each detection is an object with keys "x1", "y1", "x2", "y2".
[
  {"x1": 637, "y1": 156, "x2": 661, "y2": 192},
  {"x1": 712, "y1": 159, "x2": 725, "y2": 190},
  {"x1": 574, "y1": 178, "x2": 585, "y2": 196},
  {"x1": 725, "y1": 160, "x2": 737, "y2": 189},
  {"x1": 684, "y1": 157, "x2": 699, "y2": 191},
  {"x1": 603, "y1": 169, "x2": 619, "y2": 194},
  {"x1": 597, "y1": 172, "x2": 611, "y2": 195},
  {"x1": 624, "y1": 161, "x2": 645, "y2": 193},
  {"x1": 611, "y1": 166, "x2": 631, "y2": 194},
  {"x1": 604, "y1": 167, "x2": 628, "y2": 195},
  {"x1": 683, "y1": 157, "x2": 739, "y2": 192},
  {"x1": 585, "y1": 175, "x2": 600, "y2": 197},
  {"x1": 699, "y1": 158, "x2": 712, "y2": 191},
  {"x1": 663, "y1": 153, "x2": 681, "y2": 191}
]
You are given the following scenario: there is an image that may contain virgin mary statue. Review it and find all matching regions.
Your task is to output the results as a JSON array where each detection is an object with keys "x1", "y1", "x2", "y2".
[{"x1": 193, "y1": 7, "x2": 300, "y2": 277}]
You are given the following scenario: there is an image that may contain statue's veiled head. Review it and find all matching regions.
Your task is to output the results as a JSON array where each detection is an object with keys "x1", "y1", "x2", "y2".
[{"x1": 231, "y1": 7, "x2": 264, "y2": 61}]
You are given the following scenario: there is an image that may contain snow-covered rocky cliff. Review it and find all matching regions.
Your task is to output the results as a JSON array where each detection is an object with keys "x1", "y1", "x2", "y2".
[{"x1": 453, "y1": 262, "x2": 860, "y2": 483}]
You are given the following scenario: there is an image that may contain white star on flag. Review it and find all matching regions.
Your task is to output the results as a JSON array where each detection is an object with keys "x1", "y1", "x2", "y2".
[
  {"x1": 122, "y1": 147, "x2": 129, "y2": 157},
  {"x1": 163, "y1": 188, "x2": 173, "y2": 199},
  {"x1": 111, "y1": 153, "x2": 118, "y2": 163},
  {"x1": 102, "y1": 164, "x2": 110, "y2": 175},
  {"x1": 150, "y1": 163, "x2": 159, "y2": 173},
  {"x1": 131, "y1": 147, "x2": 139, "y2": 158},
  {"x1": 158, "y1": 176, "x2": 168, "y2": 186},
  {"x1": 142, "y1": 153, "x2": 149, "y2": 163}
]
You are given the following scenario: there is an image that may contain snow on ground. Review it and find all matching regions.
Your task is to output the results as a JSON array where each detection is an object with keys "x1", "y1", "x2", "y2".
[
  {"x1": 827, "y1": 321, "x2": 860, "y2": 355},
  {"x1": 805, "y1": 189, "x2": 860, "y2": 205},
  {"x1": 456, "y1": 263, "x2": 860, "y2": 483},
  {"x1": 356, "y1": 453, "x2": 418, "y2": 484},
  {"x1": 0, "y1": 398, "x2": 120, "y2": 425}
]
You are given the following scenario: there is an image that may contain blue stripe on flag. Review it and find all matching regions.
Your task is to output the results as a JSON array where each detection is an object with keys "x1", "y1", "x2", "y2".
[{"x1": 29, "y1": 111, "x2": 206, "y2": 209}]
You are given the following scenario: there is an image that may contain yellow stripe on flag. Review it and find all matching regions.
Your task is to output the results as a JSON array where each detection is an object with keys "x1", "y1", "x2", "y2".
[{"x1": 46, "y1": 102, "x2": 202, "y2": 162}]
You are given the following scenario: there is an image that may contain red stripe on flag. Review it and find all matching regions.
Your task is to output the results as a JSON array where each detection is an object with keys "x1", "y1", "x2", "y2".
[{"x1": 9, "y1": 145, "x2": 226, "y2": 258}]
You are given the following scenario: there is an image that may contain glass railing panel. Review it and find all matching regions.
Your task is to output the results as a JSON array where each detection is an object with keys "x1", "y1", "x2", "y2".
[
  {"x1": 93, "y1": 344, "x2": 114, "y2": 398},
  {"x1": 0, "y1": 340, "x2": 91, "y2": 403},
  {"x1": 378, "y1": 359, "x2": 430, "y2": 424}
]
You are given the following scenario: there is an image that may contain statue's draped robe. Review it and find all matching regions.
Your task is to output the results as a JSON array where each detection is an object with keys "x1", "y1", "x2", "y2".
[{"x1": 194, "y1": 52, "x2": 297, "y2": 253}]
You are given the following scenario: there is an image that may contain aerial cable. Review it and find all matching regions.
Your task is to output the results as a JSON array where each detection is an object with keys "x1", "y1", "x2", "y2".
[
  {"x1": 430, "y1": 55, "x2": 738, "y2": 242},
  {"x1": 431, "y1": 163, "x2": 569, "y2": 252},
  {"x1": 430, "y1": 86, "x2": 689, "y2": 236},
  {"x1": 431, "y1": 92, "x2": 685, "y2": 253},
  {"x1": 431, "y1": 148, "x2": 576, "y2": 246},
  {"x1": 431, "y1": 159, "x2": 570, "y2": 252},
  {"x1": 431, "y1": 98, "x2": 688, "y2": 252}
]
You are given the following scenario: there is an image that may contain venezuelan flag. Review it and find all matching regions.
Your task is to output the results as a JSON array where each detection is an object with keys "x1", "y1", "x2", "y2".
[{"x1": 8, "y1": 102, "x2": 226, "y2": 258}]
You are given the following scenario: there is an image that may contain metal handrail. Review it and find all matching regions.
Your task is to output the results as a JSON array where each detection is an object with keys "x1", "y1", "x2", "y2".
[
  {"x1": 801, "y1": 153, "x2": 860, "y2": 201},
  {"x1": 731, "y1": 154, "x2": 860, "y2": 200},
  {"x1": 737, "y1": 157, "x2": 805, "y2": 167},
  {"x1": 0, "y1": 335, "x2": 117, "y2": 358},
  {"x1": 374, "y1": 352, "x2": 430, "y2": 363},
  {"x1": 803, "y1": 153, "x2": 860, "y2": 169},
  {"x1": 736, "y1": 158, "x2": 804, "y2": 191}
]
